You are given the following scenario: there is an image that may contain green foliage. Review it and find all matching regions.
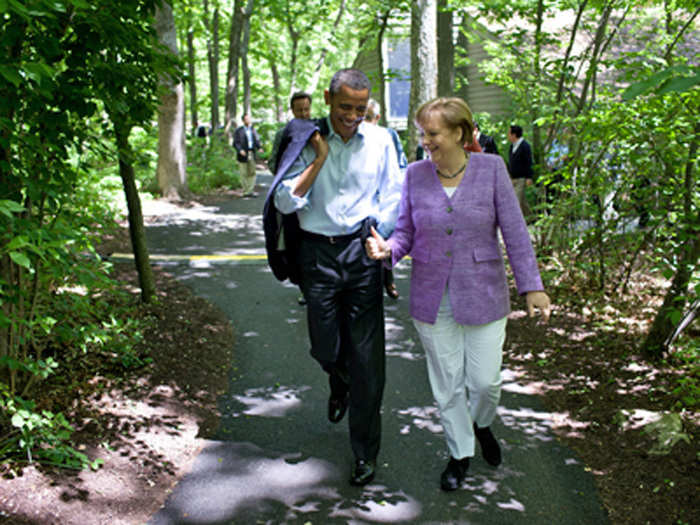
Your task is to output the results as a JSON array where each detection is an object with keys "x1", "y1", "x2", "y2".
[
  {"x1": 186, "y1": 135, "x2": 241, "y2": 193},
  {"x1": 0, "y1": 384, "x2": 102, "y2": 470},
  {"x1": 0, "y1": 0, "x2": 177, "y2": 470}
]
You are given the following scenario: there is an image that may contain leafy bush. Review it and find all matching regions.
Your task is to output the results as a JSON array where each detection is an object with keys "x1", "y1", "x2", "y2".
[
  {"x1": 186, "y1": 135, "x2": 241, "y2": 193},
  {"x1": 0, "y1": 384, "x2": 102, "y2": 470}
]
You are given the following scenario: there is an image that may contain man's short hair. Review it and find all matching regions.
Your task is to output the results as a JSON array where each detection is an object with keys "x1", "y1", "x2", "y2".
[
  {"x1": 329, "y1": 68, "x2": 370, "y2": 95},
  {"x1": 366, "y1": 98, "x2": 380, "y2": 121},
  {"x1": 290, "y1": 91, "x2": 311, "y2": 109},
  {"x1": 510, "y1": 125, "x2": 523, "y2": 138}
]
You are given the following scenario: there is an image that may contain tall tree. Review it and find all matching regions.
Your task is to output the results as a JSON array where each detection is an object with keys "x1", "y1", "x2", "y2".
[
  {"x1": 306, "y1": 0, "x2": 347, "y2": 94},
  {"x1": 155, "y1": 1, "x2": 188, "y2": 200},
  {"x1": 186, "y1": 25, "x2": 198, "y2": 134},
  {"x1": 407, "y1": 0, "x2": 438, "y2": 161},
  {"x1": 240, "y1": 0, "x2": 255, "y2": 115},
  {"x1": 225, "y1": 0, "x2": 245, "y2": 133},
  {"x1": 205, "y1": 0, "x2": 221, "y2": 130},
  {"x1": 437, "y1": 0, "x2": 454, "y2": 97}
]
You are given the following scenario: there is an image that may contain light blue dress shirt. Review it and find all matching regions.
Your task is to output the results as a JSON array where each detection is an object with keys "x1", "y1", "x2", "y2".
[{"x1": 273, "y1": 118, "x2": 403, "y2": 238}]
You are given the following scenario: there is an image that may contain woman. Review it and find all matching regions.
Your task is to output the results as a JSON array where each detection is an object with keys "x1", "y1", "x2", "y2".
[{"x1": 366, "y1": 97, "x2": 551, "y2": 491}]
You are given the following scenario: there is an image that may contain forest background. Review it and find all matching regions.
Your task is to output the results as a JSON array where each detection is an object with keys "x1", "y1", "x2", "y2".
[{"x1": 0, "y1": 0, "x2": 697, "y2": 522}]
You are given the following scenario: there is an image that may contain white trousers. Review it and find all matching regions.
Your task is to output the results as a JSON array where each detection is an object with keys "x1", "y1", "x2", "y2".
[{"x1": 413, "y1": 290, "x2": 507, "y2": 459}]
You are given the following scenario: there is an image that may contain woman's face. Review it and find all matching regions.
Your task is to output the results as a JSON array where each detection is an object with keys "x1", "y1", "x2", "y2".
[{"x1": 418, "y1": 112, "x2": 463, "y2": 166}]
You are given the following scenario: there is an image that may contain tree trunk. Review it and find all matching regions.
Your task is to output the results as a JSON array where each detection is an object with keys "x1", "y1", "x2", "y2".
[
  {"x1": 241, "y1": 0, "x2": 253, "y2": 115},
  {"x1": 437, "y1": 0, "x2": 454, "y2": 97},
  {"x1": 641, "y1": 122, "x2": 700, "y2": 359},
  {"x1": 155, "y1": 1, "x2": 187, "y2": 200},
  {"x1": 407, "y1": 0, "x2": 438, "y2": 161},
  {"x1": 225, "y1": 0, "x2": 245, "y2": 134},
  {"x1": 376, "y1": 9, "x2": 390, "y2": 126},
  {"x1": 307, "y1": 0, "x2": 347, "y2": 95},
  {"x1": 270, "y1": 58, "x2": 283, "y2": 122},
  {"x1": 187, "y1": 28, "x2": 197, "y2": 134},
  {"x1": 115, "y1": 124, "x2": 156, "y2": 304},
  {"x1": 286, "y1": 24, "x2": 300, "y2": 96},
  {"x1": 642, "y1": 233, "x2": 700, "y2": 359},
  {"x1": 205, "y1": 0, "x2": 221, "y2": 130},
  {"x1": 531, "y1": 0, "x2": 544, "y2": 178},
  {"x1": 455, "y1": 14, "x2": 469, "y2": 102}
]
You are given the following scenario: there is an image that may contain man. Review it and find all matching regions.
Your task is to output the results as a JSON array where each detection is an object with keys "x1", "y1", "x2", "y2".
[
  {"x1": 474, "y1": 121, "x2": 499, "y2": 155},
  {"x1": 268, "y1": 92, "x2": 313, "y2": 175},
  {"x1": 273, "y1": 69, "x2": 403, "y2": 486},
  {"x1": 233, "y1": 114, "x2": 263, "y2": 197},
  {"x1": 365, "y1": 98, "x2": 405, "y2": 300},
  {"x1": 507, "y1": 124, "x2": 534, "y2": 218}
]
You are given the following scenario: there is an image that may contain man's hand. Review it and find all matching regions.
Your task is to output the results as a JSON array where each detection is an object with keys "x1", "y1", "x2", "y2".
[
  {"x1": 309, "y1": 131, "x2": 329, "y2": 161},
  {"x1": 365, "y1": 226, "x2": 391, "y2": 260},
  {"x1": 526, "y1": 291, "x2": 551, "y2": 322},
  {"x1": 292, "y1": 131, "x2": 329, "y2": 197}
]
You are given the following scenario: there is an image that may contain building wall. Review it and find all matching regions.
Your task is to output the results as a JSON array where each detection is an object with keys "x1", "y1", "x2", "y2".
[{"x1": 354, "y1": 16, "x2": 512, "y2": 129}]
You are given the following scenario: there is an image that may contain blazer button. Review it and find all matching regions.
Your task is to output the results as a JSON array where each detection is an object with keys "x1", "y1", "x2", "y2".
[
  {"x1": 446, "y1": 250, "x2": 452, "y2": 257},
  {"x1": 446, "y1": 227, "x2": 453, "y2": 235},
  {"x1": 447, "y1": 206, "x2": 453, "y2": 213}
]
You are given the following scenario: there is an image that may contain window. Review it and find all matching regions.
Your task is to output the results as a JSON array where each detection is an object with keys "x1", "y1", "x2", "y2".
[{"x1": 385, "y1": 38, "x2": 411, "y2": 127}]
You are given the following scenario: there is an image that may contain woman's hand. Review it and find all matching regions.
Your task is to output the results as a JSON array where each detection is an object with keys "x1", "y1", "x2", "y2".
[
  {"x1": 526, "y1": 291, "x2": 551, "y2": 322},
  {"x1": 365, "y1": 226, "x2": 391, "y2": 260}
]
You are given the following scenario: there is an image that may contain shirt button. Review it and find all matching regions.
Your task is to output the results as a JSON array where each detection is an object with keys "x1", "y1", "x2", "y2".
[{"x1": 446, "y1": 227, "x2": 453, "y2": 235}]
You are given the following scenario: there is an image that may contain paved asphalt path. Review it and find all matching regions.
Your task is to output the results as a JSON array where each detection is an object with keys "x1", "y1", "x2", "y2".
[{"x1": 145, "y1": 170, "x2": 609, "y2": 525}]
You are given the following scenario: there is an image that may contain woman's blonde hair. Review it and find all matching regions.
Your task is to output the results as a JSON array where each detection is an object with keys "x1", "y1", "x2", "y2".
[{"x1": 415, "y1": 97, "x2": 474, "y2": 146}]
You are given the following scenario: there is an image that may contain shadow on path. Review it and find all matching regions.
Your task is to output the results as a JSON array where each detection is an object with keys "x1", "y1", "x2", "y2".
[{"x1": 147, "y1": 173, "x2": 608, "y2": 524}]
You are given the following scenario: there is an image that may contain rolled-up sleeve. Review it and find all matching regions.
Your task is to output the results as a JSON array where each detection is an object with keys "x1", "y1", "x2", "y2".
[
  {"x1": 375, "y1": 140, "x2": 403, "y2": 238},
  {"x1": 273, "y1": 147, "x2": 314, "y2": 214}
]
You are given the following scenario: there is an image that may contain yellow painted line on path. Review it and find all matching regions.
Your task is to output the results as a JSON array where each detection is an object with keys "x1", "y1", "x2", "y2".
[{"x1": 112, "y1": 253, "x2": 266, "y2": 262}]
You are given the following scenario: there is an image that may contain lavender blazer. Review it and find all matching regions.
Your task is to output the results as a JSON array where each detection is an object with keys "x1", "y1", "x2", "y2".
[{"x1": 387, "y1": 155, "x2": 544, "y2": 325}]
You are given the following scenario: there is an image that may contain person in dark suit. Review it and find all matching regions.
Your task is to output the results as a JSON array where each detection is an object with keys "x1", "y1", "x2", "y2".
[
  {"x1": 268, "y1": 91, "x2": 313, "y2": 175},
  {"x1": 507, "y1": 125, "x2": 534, "y2": 218},
  {"x1": 474, "y1": 121, "x2": 498, "y2": 155},
  {"x1": 233, "y1": 114, "x2": 263, "y2": 197},
  {"x1": 272, "y1": 68, "x2": 403, "y2": 486}
]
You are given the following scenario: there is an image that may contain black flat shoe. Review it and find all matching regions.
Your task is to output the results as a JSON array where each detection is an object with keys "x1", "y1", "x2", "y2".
[
  {"x1": 385, "y1": 282, "x2": 399, "y2": 299},
  {"x1": 327, "y1": 393, "x2": 348, "y2": 423},
  {"x1": 440, "y1": 457, "x2": 470, "y2": 491},
  {"x1": 350, "y1": 459, "x2": 375, "y2": 486},
  {"x1": 474, "y1": 423, "x2": 502, "y2": 466}
]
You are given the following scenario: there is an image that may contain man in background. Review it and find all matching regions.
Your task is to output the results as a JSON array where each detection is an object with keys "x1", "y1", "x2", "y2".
[
  {"x1": 507, "y1": 124, "x2": 533, "y2": 218},
  {"x1": 233, "y1": 113, "x2": 263, "y2": 198},
  {"x1": 474, "y1": 121, "x2": 498, "y2": 155},
  {"x1": 268, "y1": 92, "x2": 313, "y2": 175}
]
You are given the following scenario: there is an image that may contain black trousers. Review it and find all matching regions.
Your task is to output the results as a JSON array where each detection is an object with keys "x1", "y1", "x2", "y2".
[{"x1": 299, "y1": 234, "x2": 385, "y2": 461}]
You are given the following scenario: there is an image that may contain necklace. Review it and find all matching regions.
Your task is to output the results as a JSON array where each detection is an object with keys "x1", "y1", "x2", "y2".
[{"x1": 436, "y1": 160, "x2": 467, "y2": 179}]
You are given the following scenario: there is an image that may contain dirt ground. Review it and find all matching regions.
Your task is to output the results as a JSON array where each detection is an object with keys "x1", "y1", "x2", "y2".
[{"x1": 0, "y1": 204, "x2": 697, "y2": 525}]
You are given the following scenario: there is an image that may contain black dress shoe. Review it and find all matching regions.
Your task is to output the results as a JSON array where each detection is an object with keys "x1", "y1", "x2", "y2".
[
  {"x1": 350, "y1": 459, "x2": 375, "y2": 486},
  {"x1": 327, "y1": 393, "x2": 348, "y2": 423},
  {"x1": 474, "y1": 423, "x2": 502, "y2": 466},
  {"x1": 440, "y1": 457, "x2": 470, "y2": 491}
]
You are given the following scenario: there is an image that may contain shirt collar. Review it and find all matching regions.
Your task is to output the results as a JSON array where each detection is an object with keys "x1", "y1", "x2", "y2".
[{"x1": 326, "y1": 116, "x2": 366, "y2": 142}]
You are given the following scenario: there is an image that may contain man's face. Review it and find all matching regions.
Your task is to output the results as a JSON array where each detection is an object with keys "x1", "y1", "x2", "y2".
[
  {"x1": 243, "y1": 115, "x2": 251, "y2": 127},
  {"x1": 324, "y1": 85, "x2": 369, "y2": 142},
  {"x1": 291, "y1": 97, "x2": 311, "y2": 120},
  {"x1": 507, "y1": 130, "x2": 515, "y2": 143}
]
